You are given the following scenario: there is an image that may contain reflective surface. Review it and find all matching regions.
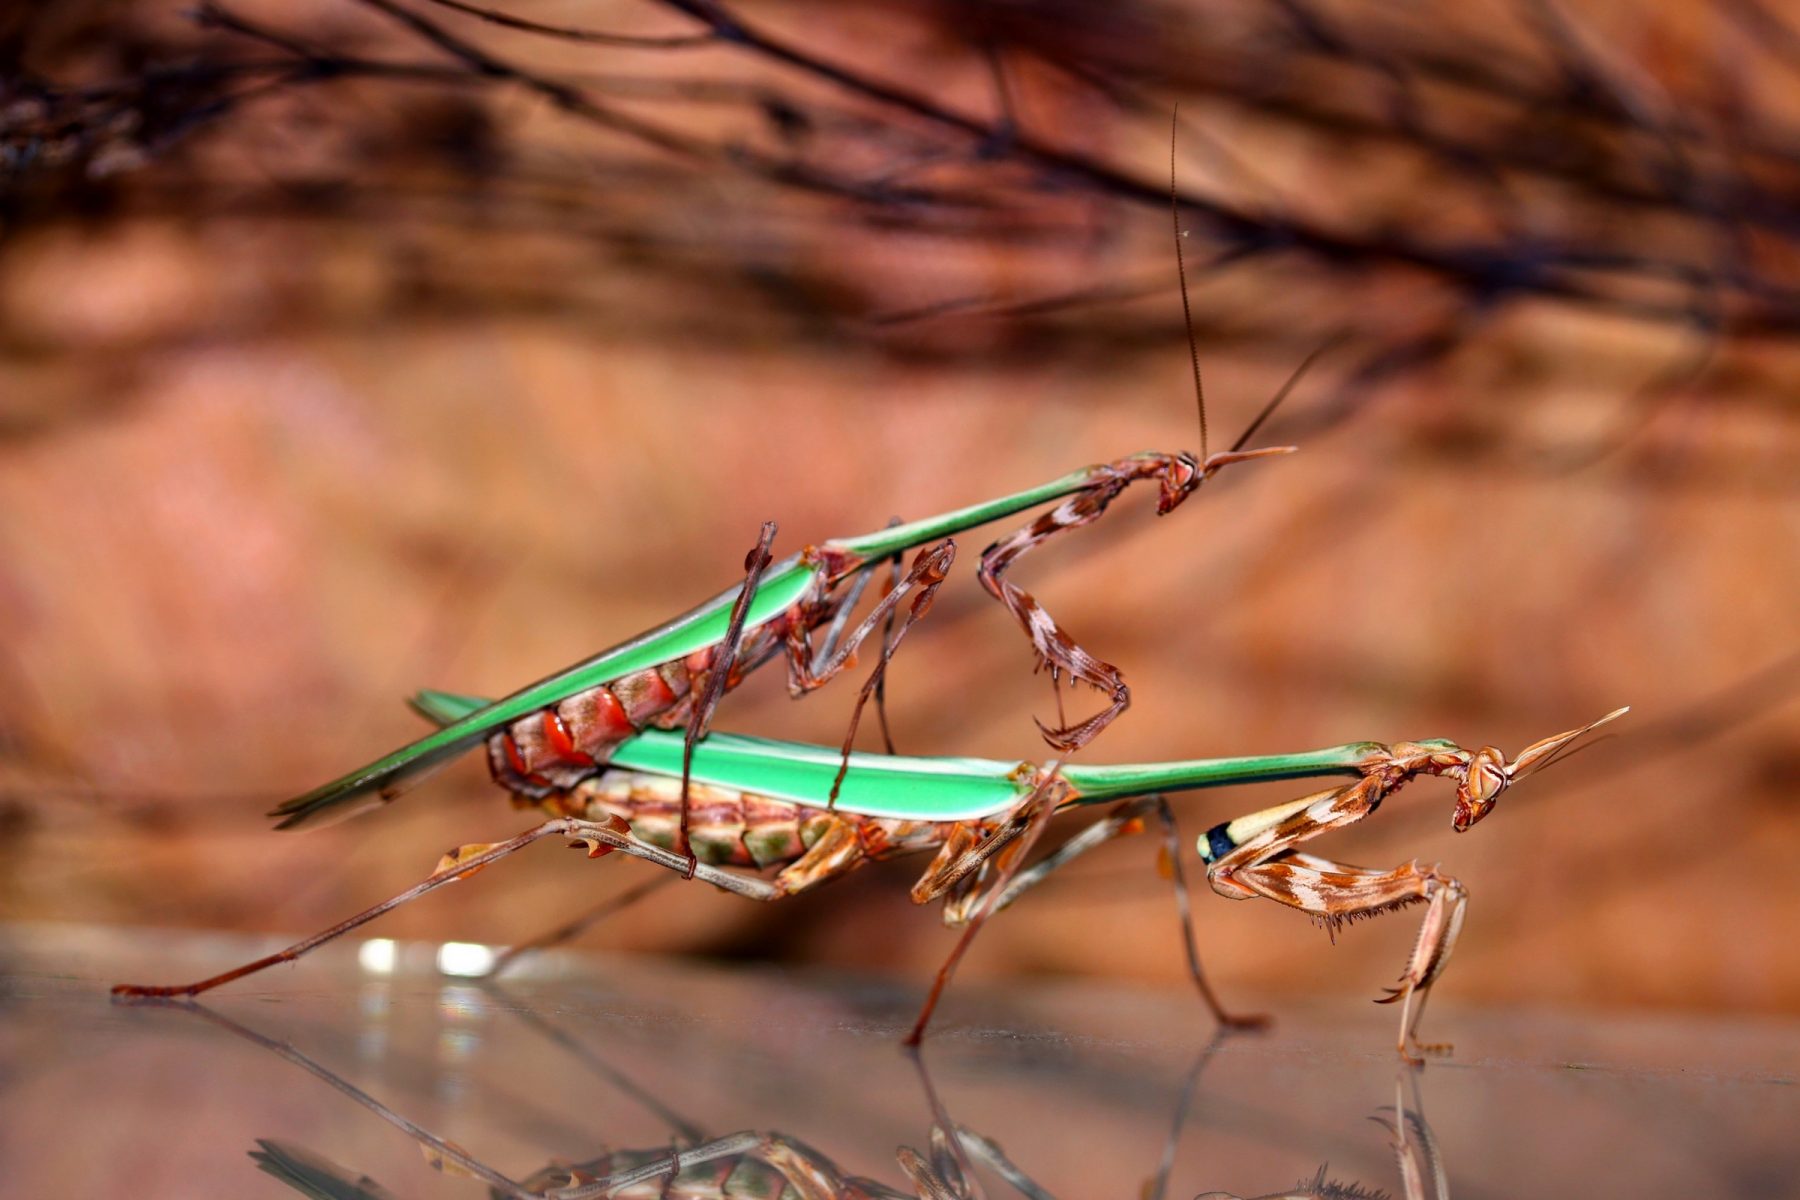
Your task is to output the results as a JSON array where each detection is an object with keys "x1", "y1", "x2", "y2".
[{"x1": 5, "y1": 923, "x2": 1797, "y2": 1198}]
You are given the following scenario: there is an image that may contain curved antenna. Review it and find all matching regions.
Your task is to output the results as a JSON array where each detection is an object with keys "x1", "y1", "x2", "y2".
[
  {"x1": 1230, "y1": 332, "x2": 1345, "y2": 453},
  {"x1": 1170, "y1": 107, "x2": 1208, "y2": 461}
]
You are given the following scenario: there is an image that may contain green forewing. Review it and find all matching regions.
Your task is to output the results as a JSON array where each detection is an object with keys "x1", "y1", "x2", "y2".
[
  {"x1": 407, "y1": 688, "x2": 1033, "y2": 820},
  {"x1": 270, "y1": 556, "x2": 821, "y2": 829},
  {"x1": 408, "y1": 691, "x2": 1418, "y2": 822},
  {"x1": 607, "y1": 729, "x2": 1034, "y2": 821}
]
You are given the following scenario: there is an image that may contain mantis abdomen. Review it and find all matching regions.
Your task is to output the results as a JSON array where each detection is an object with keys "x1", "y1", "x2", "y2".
[
  {"x1": 565, "y1": 769, "x2": 950, "y2": 873},
  {"x1": 489, "y1": 618, "x2": 793, "y2": 797}
]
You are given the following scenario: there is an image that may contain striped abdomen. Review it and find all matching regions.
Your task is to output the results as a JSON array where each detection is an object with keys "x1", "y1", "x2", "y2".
[
  {"x1": 487, "y1": 618, "x2": 792, "y2": 798},
  {"x1": 566, "y1": 771, "x2": 944, "y2": 870}
]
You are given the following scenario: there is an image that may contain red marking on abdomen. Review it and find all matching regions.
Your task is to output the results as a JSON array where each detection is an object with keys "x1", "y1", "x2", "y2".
[
  {"x1": 611, "y1": 668, "x2": 678, "y2": 726},
  {"x1": 556, "y1": 686, "x2": 635, "y2": 758},
  {"x1": 500, "y1": 733, "x2": 554, "y2": 791},
  {"x1": 542, "y1": 710, "x2": 596, "y2": 766}
]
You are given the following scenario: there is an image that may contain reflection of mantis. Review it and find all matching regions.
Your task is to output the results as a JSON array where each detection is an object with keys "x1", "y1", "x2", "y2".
[
  {"x1": 156, "y1": 996, "x2": 1201, "y2": 1199},
  {"x1": 117, "y1": 695, "x2": 1624, "y2": 1055},
  {"x1": 1196, "y1": 1071, "x2": 1448, "y2": 1200},
  {"x1": 182, "y1": 991, "x2": 1449, "y2": 1200}
]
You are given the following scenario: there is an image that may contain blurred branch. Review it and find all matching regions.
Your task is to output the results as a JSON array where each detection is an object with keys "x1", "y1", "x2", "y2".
[{"x1": 3, "y1": 0, "x2": 1798, "y2": 451}]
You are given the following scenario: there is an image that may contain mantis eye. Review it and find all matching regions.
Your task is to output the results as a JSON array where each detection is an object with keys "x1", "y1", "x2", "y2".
[
  {"x1": 1157, "y1": 454, "x2": 1201, "y2": 513},
  {"x1": 1452, "y1": 746, "x2": 1508, "y2": 831}
]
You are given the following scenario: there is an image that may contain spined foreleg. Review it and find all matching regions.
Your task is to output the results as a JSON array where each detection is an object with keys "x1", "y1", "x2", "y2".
[{"x1": 1214, "y1": 848, "x2": 1467, "y2": 1063}]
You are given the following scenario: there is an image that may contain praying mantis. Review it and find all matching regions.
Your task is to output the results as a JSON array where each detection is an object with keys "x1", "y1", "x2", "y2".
[
  {"x1": 264, "y1": 429, "x2": 1295, "y2": 841},
  {"x1": 116, "y1": 687, "x2": 1625, "y2": 1060}
]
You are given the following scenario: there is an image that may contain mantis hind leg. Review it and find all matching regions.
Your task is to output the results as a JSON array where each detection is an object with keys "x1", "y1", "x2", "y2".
[{"x1": 110, "y1": 817, "x2": 781, "y2": 999}]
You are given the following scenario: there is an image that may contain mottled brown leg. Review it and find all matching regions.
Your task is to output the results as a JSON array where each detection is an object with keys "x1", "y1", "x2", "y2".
[
  {"x1": 112, "y1": 820, "x2": 578, "y2": 998},
  {"x1": 975, "y1": 446, "x2": 1291, "y2": 754},
  {"x1": 681, "y1": 521, "x2": 778, "y2": 873},
  {"x1": 977, "y1": 476, "x2": 1134, "y2": 752},
  {"x1": 1218, "y1": 850, "x2": 1466, "y2": 1064},
  {"x1": 904, "y1": 779, "x2": 1066, "y2": 1045},
  {"x1": 957, "y1": 796, "x2": 1264, "y2": 1029},
  {"x1": 113, "y1": 816, "x2": 781, "y2": 999},
  {"x1": 783, "y1": 540, "x2": 956, "y2": 807}
]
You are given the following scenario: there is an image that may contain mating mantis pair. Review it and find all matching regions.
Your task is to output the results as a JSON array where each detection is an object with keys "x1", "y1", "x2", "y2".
[{"x1": 112, "y1": 126, "x2": 1625, "y2": 1059}]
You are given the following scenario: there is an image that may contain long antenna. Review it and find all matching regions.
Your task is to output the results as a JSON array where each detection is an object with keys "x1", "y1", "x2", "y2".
[
  {"x1": 1170, "y1": 107, "x2": 1208, "y2": 461},
  {"x1": 1230, "y1": 332, "x2": 1344, "y2": 452}
]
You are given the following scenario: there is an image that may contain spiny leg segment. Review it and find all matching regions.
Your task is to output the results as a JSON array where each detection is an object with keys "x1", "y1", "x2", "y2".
[{"x1": 1202, "y1": 777, "x2": 1470, "y2": 1063}]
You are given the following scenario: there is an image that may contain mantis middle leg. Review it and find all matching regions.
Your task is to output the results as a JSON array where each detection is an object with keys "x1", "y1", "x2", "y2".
[
  {"x1": 788, "y1": 540, "x2": 957, "y2": 806},
  {"x1": 939, "y1": 795, "x2": 1265, "y2": 1030}
]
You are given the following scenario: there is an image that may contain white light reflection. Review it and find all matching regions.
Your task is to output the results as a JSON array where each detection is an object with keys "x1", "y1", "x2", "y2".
[
  {"x1": 435, "y1": 941, "x2": 496, "y2": 977},
  {"x1": 357, "y1": 937, "x2": 397, "y2": 975}
]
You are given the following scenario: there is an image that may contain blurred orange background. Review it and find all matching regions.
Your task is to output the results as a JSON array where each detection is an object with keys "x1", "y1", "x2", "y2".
[{"x1": 2, "y1": 0, "x2": 1796, "y2": 1015}]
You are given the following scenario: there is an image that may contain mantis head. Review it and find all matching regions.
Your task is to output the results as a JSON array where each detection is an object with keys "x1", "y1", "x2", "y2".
[
  {"x1": 1155, "y1": 445, "x2": 1299, "y2": 514},
  {"x1": 1450, "y1": 706, "x2": 1629, "y2": 831}
]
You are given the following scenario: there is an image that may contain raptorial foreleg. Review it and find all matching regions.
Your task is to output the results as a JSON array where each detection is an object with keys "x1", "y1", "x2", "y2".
[
  {"x1": 976, "y1": 445, "x2": 1292, "y2": 754},
  {"x1": 1218, "y1": 849, "x2": 1466, "y2": 1063}
]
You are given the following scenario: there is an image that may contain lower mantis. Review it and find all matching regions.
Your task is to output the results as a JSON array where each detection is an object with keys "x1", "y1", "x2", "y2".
[
  {"x1": 115, "y1": 688, "x2": 1625, "y2": 1059},
  {"x1": 175, "y1": 990, "x2": 1444, "y2": 1200},
  {"x1": 174, "y1": 992, "x2": 1208, "y2": 1200}
]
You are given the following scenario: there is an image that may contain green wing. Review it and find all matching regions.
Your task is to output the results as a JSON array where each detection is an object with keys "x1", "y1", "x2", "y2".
[
  {"x1": 269, "y1": 556, "x2": 819, "y2": 830},
  {"x1": 608, "y1": 729, "x2": 1034, "y2": 821},
  {"x1": 410, "y1": 689, "x2": 1033, "y2": 822}
]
